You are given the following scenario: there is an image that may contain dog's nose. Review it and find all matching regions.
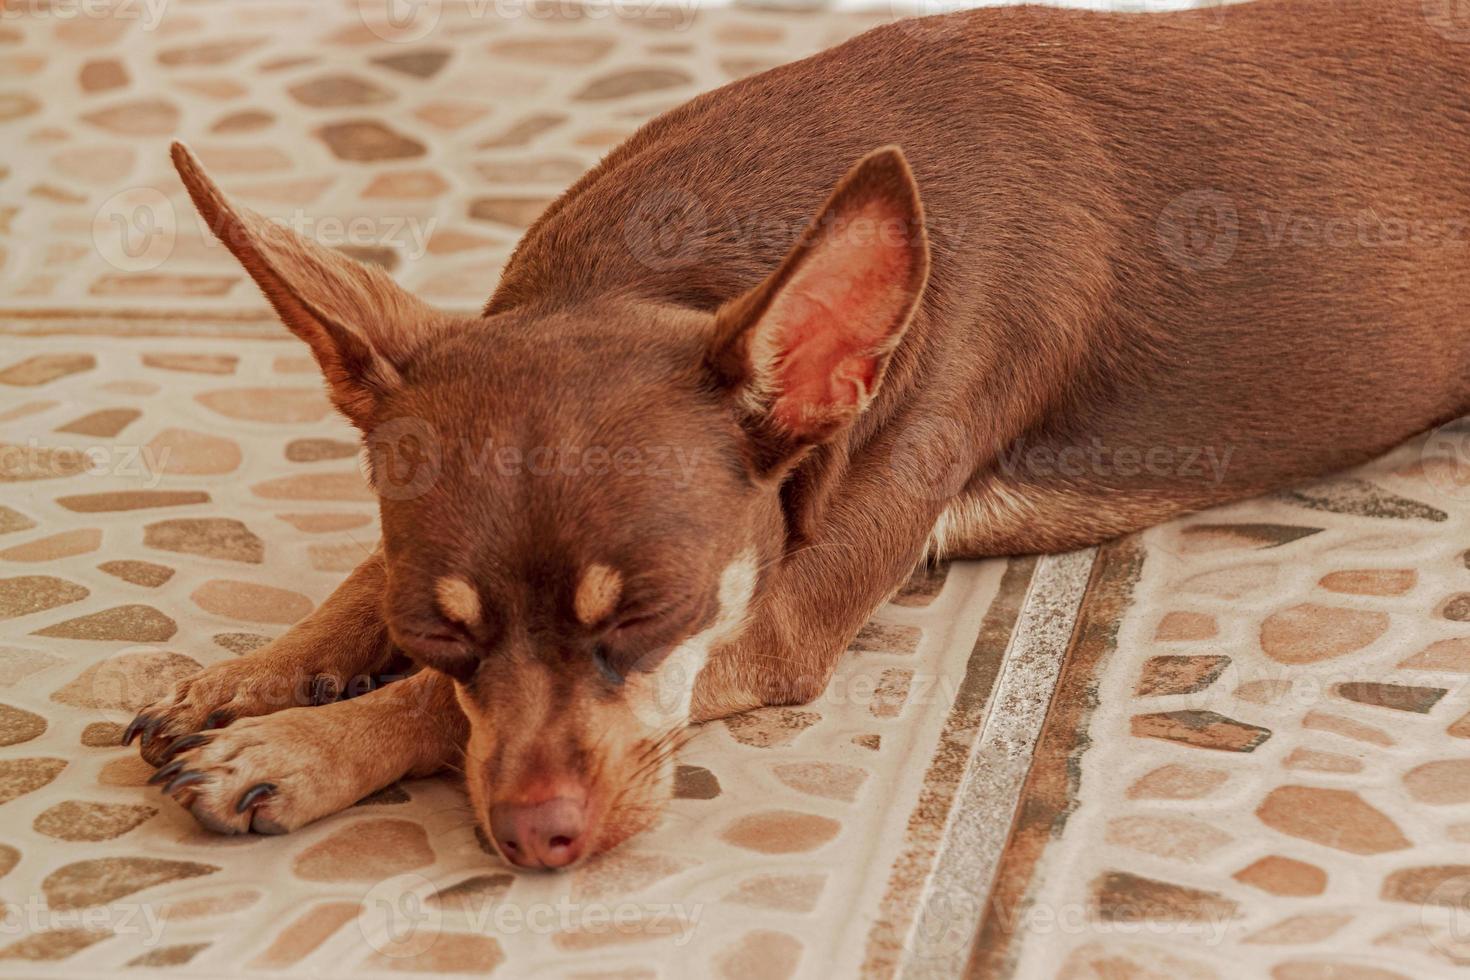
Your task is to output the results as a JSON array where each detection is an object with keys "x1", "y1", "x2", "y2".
[{"x1": 489, "y1": 796, "x2": 587, "y2": 870}]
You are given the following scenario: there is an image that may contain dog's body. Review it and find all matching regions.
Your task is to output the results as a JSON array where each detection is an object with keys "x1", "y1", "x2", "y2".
[{"x1": 129, "y1": 0, "x2": 1470, "y2": 867}]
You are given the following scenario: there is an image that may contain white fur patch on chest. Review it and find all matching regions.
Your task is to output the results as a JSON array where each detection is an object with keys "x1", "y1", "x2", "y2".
[{"x1": 628, "y1": 551, "x2": 758, "y2": 730}]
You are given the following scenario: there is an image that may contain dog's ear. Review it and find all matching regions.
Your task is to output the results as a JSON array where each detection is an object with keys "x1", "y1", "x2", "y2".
[
  {"x1": 708, "y1": 146, "x2": 930, "y2": 470},
  {"x1": 171, "y1": 142, "x2": 442, "y2": 431}
]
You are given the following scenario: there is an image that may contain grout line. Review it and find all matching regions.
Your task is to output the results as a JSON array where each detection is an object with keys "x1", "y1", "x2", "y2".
[{"x1": 894, "y1": 546, "x2": 1098, "y2": 980}]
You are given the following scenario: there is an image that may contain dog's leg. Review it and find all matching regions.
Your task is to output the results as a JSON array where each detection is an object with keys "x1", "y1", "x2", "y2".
[
  {"x1": 691, "y1": 481, "x2": 946, "y2": 722},
  {"x1": 152, "y1": 667, "x2": 465, "y2": 835},
  {"x1": 127, "y1": 551, "x2": 395, "y2": 766}
]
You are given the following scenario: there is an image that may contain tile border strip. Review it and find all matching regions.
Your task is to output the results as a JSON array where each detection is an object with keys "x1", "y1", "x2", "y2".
[
  {"x1": 964, "y1": 536, "x2": 1146, "y2": 979},
  {"x1": 892, "y1": 547, "x2": 1099, "y2": 980}
]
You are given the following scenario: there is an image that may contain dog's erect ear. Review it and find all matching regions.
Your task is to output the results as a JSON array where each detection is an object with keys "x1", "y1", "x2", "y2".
[
  {"x1": 171, "y1": 142, "x2": 443, "y2": 431},
  {"x1": 708, "y1": 146, "x2": 930, "y2": 469}
]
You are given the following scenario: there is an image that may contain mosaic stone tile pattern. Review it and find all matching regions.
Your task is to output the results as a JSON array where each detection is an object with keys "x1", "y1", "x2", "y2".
[
  {"x1": 0, "y1": 0, "x2": 893, "y2": 329},
  {"x1": 0, "y1": 333, "x2": 1020, "y2": 975},
  {"x1": 984, "y1": 424, "x2": 1470, "y2": 978}
]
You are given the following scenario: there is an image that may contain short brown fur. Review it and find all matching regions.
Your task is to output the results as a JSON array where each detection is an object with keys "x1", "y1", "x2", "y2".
[{"x1": 134, "y1": 0, "x2": 1470, "y2": 866}]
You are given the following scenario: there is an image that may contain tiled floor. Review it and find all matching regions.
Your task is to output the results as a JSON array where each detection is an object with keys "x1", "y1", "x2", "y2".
[
  {"x1": 6, "y1": 0, "x2": 1470, "y2": 978},
  {"x1": 978, "y1": 435, "x2": 1470, "y2": 979},
  {"x1": 0, "y1": 332, "x2": 1028, "y2": 976}
]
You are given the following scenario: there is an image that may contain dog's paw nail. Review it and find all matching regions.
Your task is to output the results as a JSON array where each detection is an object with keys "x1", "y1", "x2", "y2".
[
  {"x1": 159, "y1": 733, "x2": 210, "y2": 762},
  {"x1": 139, "y1": 715, "x2": 167, "y2": 748},
  {"x1": 202, "y1": 709, "x2": 233, "y2": 730},
  {"x1": 121, "y1": 713, "x2": 149, "y2": 746},
  {"x1": 162, "y1": 770, "x2": 208, "y2": 796},
  {"x1": 148, "y1": 759, "x2": 186, "y2": 786},
  {"x1": 235, "y1": 783, "x2": 277, "y2": 814}
]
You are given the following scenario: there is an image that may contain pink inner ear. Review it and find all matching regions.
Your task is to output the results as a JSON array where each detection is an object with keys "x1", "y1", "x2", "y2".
[{"x1": 766, "y1": 206, "x2": 915, "y2": 432}]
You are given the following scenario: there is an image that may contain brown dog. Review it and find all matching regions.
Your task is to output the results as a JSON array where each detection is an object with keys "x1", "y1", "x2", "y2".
[{"x1": 128, "y1": 0, "x2": 1470, "y2": 869}]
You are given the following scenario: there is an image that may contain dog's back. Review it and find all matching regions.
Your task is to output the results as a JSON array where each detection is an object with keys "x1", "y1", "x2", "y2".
[{"x1": 492, "y1": 0, "x2": 1470, "y2": 549}]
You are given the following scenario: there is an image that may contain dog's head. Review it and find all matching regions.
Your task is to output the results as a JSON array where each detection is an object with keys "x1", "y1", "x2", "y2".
[{"x1": 171, "y1": 141, "x2": 927, "y2": 868}]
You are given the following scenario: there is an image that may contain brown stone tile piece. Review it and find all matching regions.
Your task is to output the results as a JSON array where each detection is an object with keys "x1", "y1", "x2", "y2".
[
  {"x1": 469, "y1": 195, "x2": 557, "y2": 227},
  {"x1": 1131, "y1": 709, "x2": 1271, "y2": 752},
  {"x1": 146, "y1": 428, "x2": 243, "y2": 475},
  {"x1": 156, "y1": 37, "x2": 266, "y2": 66},
  {"x1": 0, "y1": 758, "x2": 66, "y2": 804},
  {"x1": 371, "y1": 48, "x2": 451, "y2": 77},
  {"x1": 673, "y1": 764, "x2": 720, "y2": 799},
  {"x1": 723, "y1": 707, "x2": 819, "y2": 748},
  {"x1": 720, "y1": 810, "x2": 840, "y2": 854},
  {"x1": 772, "y1": 761, "x2": 868, "y2": 801},
  {"x1": 0, "y1": 506, "x2": 36, "y2": 535},
  {"x1": 1398, "y1": 637, "x2": 1470, "y2": 671},
  {"x1": 363, "y1": 932, "x2": 505, "y2": 973},
  {"x1": 97, "y1": 560, "x2": 174, "y2": 588},
  {"x1": 1381, "y1": 865, "x2": 1470, "y2": 907},
  {"x1": 276, "y1": 512, "x2": 373, "y2": 533},
  {"x1": 1280, "y1": 478, "x2": 1447, "y2": 522},
  {"x1": 1105, "y1": 815, "x2": 1232, "y2": 861},
  {"x1": 43, "y1": 857, "x2": 216, "y2": 910},
  {"x1": 714, "y1": 930, "x2": 802, "y2": 980},
  {"x1": 1135, "y1": 655, "x2": 1231, "y2": 696},
  {"x1": 850, "y1": 622, "x2": 922, "y2": 654},
  {"x1": 1271, "y1": 961, "x2": 1410, "y2": 980},
  {"x1": 33, "y1": 800, "x2": 156, "y2": 841},
  {"x1": 140, "y1": 352, "x2": 238, "y2": 374},
  {"x1": 0, "y1": 443, "x2": 88, "y2": 482},
  {"x1": 1256, "y1": 786, "x2": 1410, "y2": 854},
  {"x1": 1091, "y1": 870, "x2": 1238, "y2": 923},
  {"x1": 573, "y1": 852, "x2": 694, "y2": 903},
  {"x1": 1405, "y1": 759, "x2": 1470, "y2": 803},
  {"x1": 285, "y1": 438, "x2": 357, "y2": 462},
  {"x1": 1178, "y1": 522, "x2": 1322, "y2": 552},
  {"x1": 192, "y1": 580, "x2": 312, "y2": 624},
  {"x1": 50, "y1": 650, "x2": 200, "y2": 711},
  {"x1": 1155, "y1": 610, "x2": 1218, "y2": 641},
  {"x1": 428, "y1": 874, "x2": 513, "y2": 912},
  {"x1": 213, "y1": 632, "x2": 271, "y2": 655},
  {"x1": 0, "y1": 929, "x2": 110, "y2": 961},
  {"x1": 288, "y1": 73, "x2": 393, "y2": 107},
  {"x1": 251, "y1": 472, "x2": 372, "y2": 501},
  {"x1": 1334, "y1": 681, "x2": 1446, "y2": 713},
  {"x1": 1283, "y1": 747, "x2": 1363, "y2": 773},
  {"x1": 0, "y1": 528, "x2": 101, "y2": 562},
  {"x1": 1303, "y1": 710, "x2": 1394, "y2": 747},
  {"x1": 145, "y1": 517, "x2": 263, "y2": 563},
  {"x1": 1245, "y1": 913, "x2": 1353, "y2": 944},
  {"x1": 574, "y1": 67, "x2": 692, "y2": 100},
  {"x1": 55, "y1": 407, "x2": 140, "y2": 437},
  {"x1": 317, "y1": 120, "x2": 426, "y2": 161},
  {"x1": 80, "y1": 721, "x2": 122, "y2": 746},
  {"x1": 0, "y1": 575, "x2": 88, "y2": 619},
  {"x1": 0, "y1": 353, "x2": 94, "y2": 386},
  {"x1": 0, "y1": 703, "x2": 45, "y2": 746},
  {"x1": 1234, "y1": 855, "x2": 1327, "y2": 896},
  {"x1": 293, "y1": 819, "x2": 434, "y2": 881},
  {"x1": 127, "y1": 943, "x2": 210, "y2": 968},
  {"x1": 721, "y1": 872, "x2": 826, "y2": 913},
  {"x1": 1318, "y1": 569, "x2": 1416, "y2": 595},
  {"x1": 250, "y1": 902, "x2": 361, "y2": 968},
  {"x1": 57, "y1": 490, "x2": 210, "y2": 512},
  {"x1": 1126, "y1": 764, "x2": 1229, "y2": 800},
  {"x1": 33, "y1": 604, "x2": 177, "y2": 642},
  {"x1": 195, "y1": 387, "x2": 330, "y2": 423},
  {"x1": 1260, "y1": 604, "x2": 1389, "y2": 664}
]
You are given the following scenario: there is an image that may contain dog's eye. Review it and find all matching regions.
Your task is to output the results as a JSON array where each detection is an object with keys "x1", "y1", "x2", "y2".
[
  {"x1": 592, "y1": 646, "x2": 624, "y2": 686},
  {"x1": 398, "y1": 630, "x2": 478, "y2": 682}
]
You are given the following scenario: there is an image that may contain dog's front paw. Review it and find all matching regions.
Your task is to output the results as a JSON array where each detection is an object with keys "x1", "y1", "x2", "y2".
[
  {"x1": 123, "y1": 658, "x2": 337, "y2": 766},
  {"x1": 147, "y1": 708, "x2": 350, "y2": 835}
]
